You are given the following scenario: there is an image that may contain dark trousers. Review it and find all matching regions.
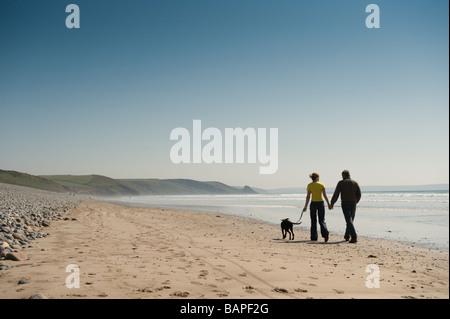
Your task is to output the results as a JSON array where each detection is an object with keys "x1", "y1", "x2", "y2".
[
  {"x1": 310, "y1": 201, "x2": 328, "y2": 240},
  {"x1": 341, "y1": 202, "x2": 357, "y2": 239}
]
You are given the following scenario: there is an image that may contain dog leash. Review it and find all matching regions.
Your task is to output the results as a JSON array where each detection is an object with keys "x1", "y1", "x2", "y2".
[{"x1": 292, "y1": 209, "x2": 304, "y2": 225}]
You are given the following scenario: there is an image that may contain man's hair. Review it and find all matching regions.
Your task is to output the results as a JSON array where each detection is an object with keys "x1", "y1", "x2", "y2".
[
  {"x1": 342, "y1": 170, "x2": 351, "y2": 178},
  {"x1": 310, "y1": 172, "x2": 319, "y2": 181}
]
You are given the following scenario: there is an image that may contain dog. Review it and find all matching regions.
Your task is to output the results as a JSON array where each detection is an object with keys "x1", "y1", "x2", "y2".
[{"x1": 281, "y1": 218, "x2": 299, "y2": 240}]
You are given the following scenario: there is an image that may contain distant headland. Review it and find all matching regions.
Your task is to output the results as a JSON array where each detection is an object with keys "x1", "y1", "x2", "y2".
[{"x1": 0, "y1": 169, "x2": 257, "y2": 196}]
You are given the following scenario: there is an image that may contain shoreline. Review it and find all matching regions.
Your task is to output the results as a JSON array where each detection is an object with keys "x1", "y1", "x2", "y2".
[
  {"x1": 106, "y1": 198, "x2": 450, "y2": 253},
  {"x1": 1, "y1": 199, "x2": 448, "y2": 299}
]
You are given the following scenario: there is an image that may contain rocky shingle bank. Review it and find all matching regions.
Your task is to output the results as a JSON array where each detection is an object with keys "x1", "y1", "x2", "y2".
[{"x1": 0, "y1": 183, "x2": 83, "y2": 262}]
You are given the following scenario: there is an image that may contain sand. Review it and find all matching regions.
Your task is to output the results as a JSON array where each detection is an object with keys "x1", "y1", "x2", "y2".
[{"x1": 0, "y1": 201, "x2": 448, "y2": 299}]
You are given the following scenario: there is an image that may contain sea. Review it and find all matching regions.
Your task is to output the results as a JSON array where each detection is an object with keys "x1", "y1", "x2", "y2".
[{"x1": 111, "y1": 191, "x2": 449, "y2": 251}]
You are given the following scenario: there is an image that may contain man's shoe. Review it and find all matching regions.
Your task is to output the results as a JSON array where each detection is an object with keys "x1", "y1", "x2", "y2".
[
  {"x1": 324, "y1": 232, "x2": 329, "y2": 243},
  {"x1": 349, "y1": 237, "x2": 357, "y2": 243},
  {"x1": 344, "y1": 236, "x2": 350, "y2": 241}
]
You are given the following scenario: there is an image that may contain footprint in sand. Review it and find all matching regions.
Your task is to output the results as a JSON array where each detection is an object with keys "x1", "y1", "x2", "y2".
[
  {"x1": 137, "y1": 288, "x2": 153, "y2": 293},
  {"x1": 273, "y1": 287, "x2": 289, "y2": 294},
  {"x1": 244, "y1": 286, "x2": 255, "y2": 294},
  {"x1": 295, "y1": 288, "x2": 308, "y2": 293},
  {"x1": 216, "y1": 292, "x2": 229, "y2": 297},
  {"x1": 67, "y1": 293, "x2": 87, "y2": 297},
  {"x1": 215, "y1": 276, "x2": 232, "y2": 283},
  {"x1": 170, "y1": 291, "x2": 190, "y2": 298},
  {"x1": 198, "y1": 270, "x2": 208, "y2": 279}
]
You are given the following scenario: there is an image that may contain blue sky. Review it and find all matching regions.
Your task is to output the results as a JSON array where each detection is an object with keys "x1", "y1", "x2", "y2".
[{"x1": 0, "y1": 0, "x2": 448, "y2": 188}]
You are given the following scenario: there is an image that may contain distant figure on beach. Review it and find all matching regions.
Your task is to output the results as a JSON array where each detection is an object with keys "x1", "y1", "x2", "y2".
[
  {"x1": 331, "y1": 170, "x2": 361, "y2": 243},
  {"x1": 303, "y1": 173, "x2": 332, "y2": 242}
]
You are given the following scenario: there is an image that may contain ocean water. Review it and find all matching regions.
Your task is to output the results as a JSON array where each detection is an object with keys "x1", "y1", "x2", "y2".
[{"x1": 111, "y1": 191, "x2": 449, "y2": 251}]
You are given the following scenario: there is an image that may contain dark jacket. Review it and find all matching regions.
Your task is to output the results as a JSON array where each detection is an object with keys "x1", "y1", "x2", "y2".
[{"x1": 331, "y1": 178, "x2": 361, "y2": 205}]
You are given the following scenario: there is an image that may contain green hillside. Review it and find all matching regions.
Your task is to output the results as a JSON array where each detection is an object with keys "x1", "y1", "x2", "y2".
[
  {"x1": 120, "y1": 178, "x2": 256, "y2": 195},
  {"x1": 0, "y1": 169, "x2": 67, "y2": 192},
  {"x1": 1, "y1": 169, "x2": 258, "y2": 196},
  {"x1": 42, "y1": 174, "x2": 140, "y2": 196}
]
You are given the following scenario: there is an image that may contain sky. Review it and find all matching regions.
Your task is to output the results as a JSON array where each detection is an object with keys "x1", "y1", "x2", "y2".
[{"x1": 0, "y1": 0, "x2": 448, "y2": 189}]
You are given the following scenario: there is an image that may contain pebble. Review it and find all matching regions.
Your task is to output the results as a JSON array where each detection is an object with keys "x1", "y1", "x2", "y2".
[
  {"x1": 18, "y1": 278, "x2": 29, "y2": 285},
  {"x1": 12, "y1": 233, "x2": 26, "y2": 241},
  {"x1": 170, "y1": 291, "x2": 190, "y2": 297},
  {"x1": 29, "y1": 294, "x2": 48, "y2": 299},
  {"x1": 0, "y1": 183, "x2": 81, "y2": 261},
  {"x1": 5, "y1": 252, "x2": 28, "y2": 261},
  {"x1": 41, "y1": 220, "x2": 50, "y2": 227},
  {"x1": 0, "y1": 263, "x2": 9, "y2": 270}
]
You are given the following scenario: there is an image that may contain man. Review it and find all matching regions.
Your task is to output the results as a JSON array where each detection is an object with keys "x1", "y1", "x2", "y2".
[{"x1": 330, "y1": 170, "x2": 361, "y2": 243}]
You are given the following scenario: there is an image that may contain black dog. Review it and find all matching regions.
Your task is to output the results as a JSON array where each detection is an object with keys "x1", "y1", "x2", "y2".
[{"x1": 281, "y1": 218, "x2": 298, "y2": 240}]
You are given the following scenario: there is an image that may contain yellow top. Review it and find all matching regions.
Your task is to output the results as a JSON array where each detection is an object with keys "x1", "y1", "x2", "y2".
[{"x1": 307, "y1": 182, "x2": 325, "y2": 202}]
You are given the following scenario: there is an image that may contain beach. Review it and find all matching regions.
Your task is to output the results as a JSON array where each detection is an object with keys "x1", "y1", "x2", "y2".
[
  {"x1": 112, "y1": 192, "x2": 450, "y2": 251},
  {"x1": 0, "y1": 187, "x2": 448, "y2": 299}
]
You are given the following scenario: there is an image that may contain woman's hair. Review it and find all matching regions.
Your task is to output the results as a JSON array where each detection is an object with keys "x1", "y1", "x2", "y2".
[{"x1": 309, "y1": 172, "x2": 319, "y2": 181}]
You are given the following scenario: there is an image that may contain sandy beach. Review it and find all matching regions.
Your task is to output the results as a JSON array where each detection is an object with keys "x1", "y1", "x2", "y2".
[{"x1": 0, "y1": 199, "x2": 448, "y2": 299}]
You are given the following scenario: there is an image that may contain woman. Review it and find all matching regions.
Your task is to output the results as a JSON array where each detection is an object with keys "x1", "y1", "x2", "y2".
[{"x1": 303, "y1": 172, "x2": 332, "y2": 242}]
